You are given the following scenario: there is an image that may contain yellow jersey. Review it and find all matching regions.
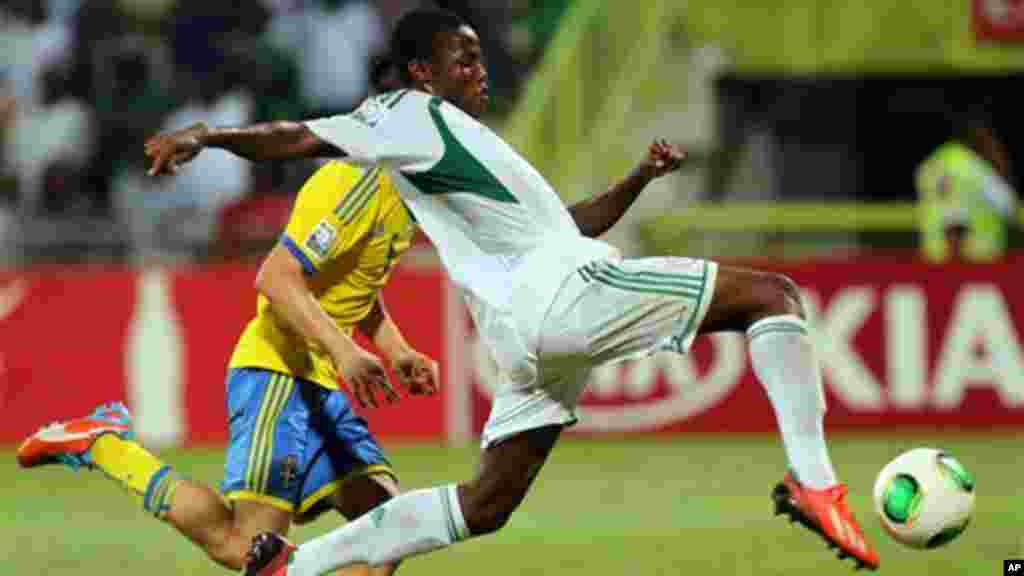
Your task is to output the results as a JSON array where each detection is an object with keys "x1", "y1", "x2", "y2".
[{"x1": 229, "y1": 161, "x2": 415, "y2": 390}]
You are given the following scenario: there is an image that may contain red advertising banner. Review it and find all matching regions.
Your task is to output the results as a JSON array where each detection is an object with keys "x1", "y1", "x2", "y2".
[
  {"x1": 0, "y1": 264, "x2": 448, "y2": 445},
  {"x1": 3, "y1": 256, "x2": 1022, "y2": 445},
  {"x1": 460, "y1": 256, "x2": 1024, "y2": 436},
  {"x1": 973, "y1": 0, "x2": 1024, "y2": 42},
  {"x1": 0, "y1": 269, "x2": 135, "y2": 442}
]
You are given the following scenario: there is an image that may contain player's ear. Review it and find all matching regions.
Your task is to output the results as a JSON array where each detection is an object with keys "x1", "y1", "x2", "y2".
[{"x1": 407, "y1": 61, "x2": 433, "y2": 90}]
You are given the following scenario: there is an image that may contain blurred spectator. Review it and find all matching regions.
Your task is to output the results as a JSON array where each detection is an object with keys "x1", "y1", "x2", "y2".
[
  {"x1": 161, "y1": 78, "x2": 253, "y2": 218},
  {"x1": 44, "y1": 0, "x2": 84, "y2": 22},
  {"x1": 87, "y1": 39, "x2": 175, "y2": 217},
  {"x1": 266, "y1": 0, "x2": 387, "y2": 115},
  {"x1": 3, "y1": 62, "x2": 94, "y2": 216},
  {"x1": 0, "y1": 1, "x2": 73, "y2": 108},
  {"x1": 0, "y1": 0, "x2": 82, "y2": 220},
  {"x1": 224, "y1": 19, "x2": 309, "y2": 197},
  {"x1": 916, "y1": 111, "x2": 1018, "y2": 262},
  {"x1": 116, "y1": 56, "x2": 253, "y2": 262},
  {"x1": 68, "y1": 0, "x2": 177, "y2": 217},
  {"x1": 0, "y1": 81, "x2": 14, "y2": 168},
  {"x1": 2, "y1": 0, "x2": 539, "y2": 263},
  {"x1": 0, "y1": 87, "x2": 16, "y2": 264},
  {"x1": 170, "y1": 0, "x2": 270, "y2": 86}
]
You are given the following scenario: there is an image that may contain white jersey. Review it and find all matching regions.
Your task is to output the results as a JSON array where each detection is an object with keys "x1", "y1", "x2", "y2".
[{"x1": 306, "y1": 90, "x2": 616, "y2": 371}]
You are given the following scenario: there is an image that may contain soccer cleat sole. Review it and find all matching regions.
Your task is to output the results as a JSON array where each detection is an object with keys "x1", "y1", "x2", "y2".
[{"x1": 772, "y1": 482, "x2": 876, "y2": 572}]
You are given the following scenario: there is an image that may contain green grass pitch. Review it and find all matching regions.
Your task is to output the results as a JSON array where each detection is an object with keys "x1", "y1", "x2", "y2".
[{"x1": 2, "y1": 434, "x2": 1018, "y2": 575}]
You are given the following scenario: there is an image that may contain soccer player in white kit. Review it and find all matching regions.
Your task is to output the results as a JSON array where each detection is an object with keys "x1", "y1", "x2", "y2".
[{"x1": 144, "y1": 8, "x2": 879, "y2": 572}]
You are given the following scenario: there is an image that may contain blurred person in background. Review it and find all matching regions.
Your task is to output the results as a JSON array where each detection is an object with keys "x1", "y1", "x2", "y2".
[
  {"x1": 0, "y1": 0, "x2": 89, "y2": 217},
  {"x1": 114, "y1": 0, "x2": 282, "y2": 261},
  {"x1": 76, "y1": 0, "x2": 178, "y2": 220},
  {"x1": 0, "y1": 0, "x2": 73, "y2": 109},
  {"x1": 916, "y1": 109, "x2": 1018, "y2": 262},
  {"x1": 0, "y1": 84, "x2": 16, "y2": 263},
  {"x1": 4, "y1": 62, "x2": 94, "y2": 217},
  {"x1": 151, "y1": 54, "x2": 254, "y2": 255},
  {"x1": 265, "y1": 0, "x2": 387, "y2": 115}
]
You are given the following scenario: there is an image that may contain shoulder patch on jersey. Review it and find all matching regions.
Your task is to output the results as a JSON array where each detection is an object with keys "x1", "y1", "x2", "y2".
[{"x1": 305, "y1": 219, "x2": 338, "y2": 260}]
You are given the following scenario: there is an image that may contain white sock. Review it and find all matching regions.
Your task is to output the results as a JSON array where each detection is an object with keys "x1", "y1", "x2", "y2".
[
  {"x1": 747, "y1": 315, "x2": 838, "y2": 489},
  {"x1": 288, "y1": 485, "x2": 468, "y2": 576}
]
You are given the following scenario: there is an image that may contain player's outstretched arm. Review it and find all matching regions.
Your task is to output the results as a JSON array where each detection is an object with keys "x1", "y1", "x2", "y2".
[
  {"x1": 144, "y1": 121, "x2": 344, "y2": 177},
  {"x1": 357, "y1": 295, "x2": 439, "y2": 396},
  {"x1": 254, "y1": 245, "x2": 397, "y2": 408},
  {"x1": 568, "y1": 138, "x2": 686, "y2": 238}
]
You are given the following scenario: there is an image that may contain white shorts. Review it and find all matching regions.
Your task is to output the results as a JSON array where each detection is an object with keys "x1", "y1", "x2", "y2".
[{"x1": 480, "y1": 257, "x2": 718, "y2": 448}]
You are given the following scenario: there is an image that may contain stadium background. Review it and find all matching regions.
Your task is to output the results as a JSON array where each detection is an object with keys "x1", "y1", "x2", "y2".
[{"x1": 1, "y1": 1, "x2": 1022, "y2": 574}]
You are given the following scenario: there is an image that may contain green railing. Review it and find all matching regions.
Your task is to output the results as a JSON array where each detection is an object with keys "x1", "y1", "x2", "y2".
[{"x1": 637, "y1": 202, "x2": 1024, "y2": 259}]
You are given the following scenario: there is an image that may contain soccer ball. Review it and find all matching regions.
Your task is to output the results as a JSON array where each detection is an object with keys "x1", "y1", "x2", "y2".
[{"x1": 872, "y1": 448, "x2": 975, "y2": 549}]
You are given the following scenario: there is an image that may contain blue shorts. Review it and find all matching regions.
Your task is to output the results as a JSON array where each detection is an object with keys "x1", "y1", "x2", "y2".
[{"x1": 222, "y1": 368, "x2": 393, "y2": 517}]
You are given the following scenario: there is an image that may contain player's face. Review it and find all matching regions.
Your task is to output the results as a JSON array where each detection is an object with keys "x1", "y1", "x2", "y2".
[{"x1": 430, "y1": 26, "x2": 489, "y2": 118}]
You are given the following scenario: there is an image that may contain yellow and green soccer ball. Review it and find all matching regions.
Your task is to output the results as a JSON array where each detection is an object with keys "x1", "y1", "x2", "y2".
[{"x1": 873, "y1": 448, "x2": 975, "y2": 549}]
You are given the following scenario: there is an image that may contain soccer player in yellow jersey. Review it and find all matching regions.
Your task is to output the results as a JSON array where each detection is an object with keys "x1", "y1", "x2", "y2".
[{"x1": 17, "y1": 159, "x2": 437, "y2": 576}]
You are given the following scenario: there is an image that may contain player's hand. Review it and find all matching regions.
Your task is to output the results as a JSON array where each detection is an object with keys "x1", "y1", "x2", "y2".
[
  {"x1": 332, "y1": 345, "x2": 398, "y2": 408},
  {"x1": 391, "y1": 348, "x2": 439, "y2": 396},
  {"x1": 144, "y1": 122, "x2": 209, "y2": 177},
  {"x1": 638, "y1": 138, "x2": 686, "y2": 180}
]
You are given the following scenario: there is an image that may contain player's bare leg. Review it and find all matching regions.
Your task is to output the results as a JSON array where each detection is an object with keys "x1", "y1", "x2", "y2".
[
  {"x1": 106, "y1": 470, "x2": 389, "y2": 575},
  {"x1": 698, "y1": 265, "x2": 879, "y2": 570},
  {"x1": 165, "y1": 484, "x2": 291, "y2": 569},
  {"x1": 457, "y1": 424, "x2": 561, "y2": 536},
  {"x1": 245, "y1": 425, "x2": 562, "y2": 576},
  {"x1": 146, "y1": 480, "x2": 394, "y2": 574},
  {"x1": 18, "y1": 402, "x2": 290, "y2": 571}
]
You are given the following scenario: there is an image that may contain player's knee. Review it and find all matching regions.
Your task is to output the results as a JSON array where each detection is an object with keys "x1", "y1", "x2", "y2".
[
  {"x1": 463, "y1": 501, "x2": 514, "y2": 535},
  {"x1": 758, "y1": 272, "x2": 805, "y2": 319},
  {"x1": 458, "y1": 482, "x2": 518, "y2": 535},
  {"x1": 203, "y1": 529, "x2": 249, "y2": 571},
  {"x1": 334, "y1": 473, "x2": 399, "y2": 521}
]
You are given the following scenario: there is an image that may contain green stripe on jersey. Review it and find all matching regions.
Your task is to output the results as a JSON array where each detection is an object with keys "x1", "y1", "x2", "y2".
[
  {"x1": 385, "y1": 89, "x2": 410, "y2": 109},
  {"x1": 335, "y1": 167, "x2": 381, "y2": 220},
  {"x1": 342, "y1": 181, "x2": 380, "y2": 224},
  {"x1": 405, "y1": 97, "x2": 519, "y2": 204}
]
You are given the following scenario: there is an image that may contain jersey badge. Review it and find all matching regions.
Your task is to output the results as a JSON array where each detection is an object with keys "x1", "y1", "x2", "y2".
[{"x1": 305, "y1": 219, "x2": 337, "y2": 260}]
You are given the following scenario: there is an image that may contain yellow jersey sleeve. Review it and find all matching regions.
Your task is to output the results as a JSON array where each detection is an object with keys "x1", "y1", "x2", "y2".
[{"x1": 280, "y1": 162, "x2": 384, "y2": 274}]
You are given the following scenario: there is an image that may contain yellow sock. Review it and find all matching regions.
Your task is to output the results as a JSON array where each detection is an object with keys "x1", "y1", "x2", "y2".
[{"x1": 90, "y1": 435, "x2": 181, "y2": 519}]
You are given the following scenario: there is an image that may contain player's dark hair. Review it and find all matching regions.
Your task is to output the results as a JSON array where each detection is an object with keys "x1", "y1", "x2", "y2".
[
  {"x1": 369, "y1": 54, "x2": 397, "y2": 93},
  {"x1": 390, "y1": 8, "x2": 467, "y2": 84}
]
